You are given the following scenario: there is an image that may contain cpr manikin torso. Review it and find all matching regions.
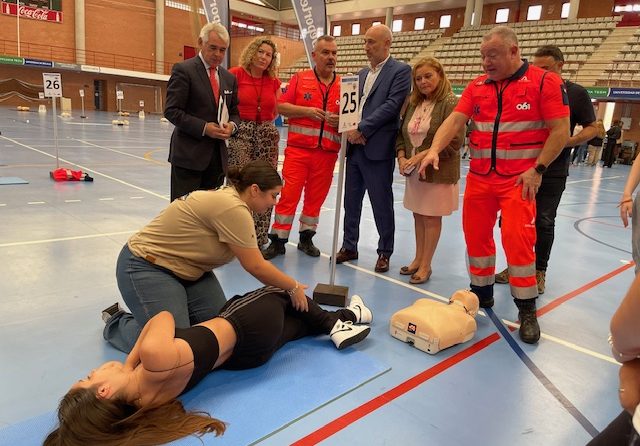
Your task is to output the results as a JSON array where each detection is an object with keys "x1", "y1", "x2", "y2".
[{"x1": 389, "y1": 290, "x2": 479, "y2": 354}]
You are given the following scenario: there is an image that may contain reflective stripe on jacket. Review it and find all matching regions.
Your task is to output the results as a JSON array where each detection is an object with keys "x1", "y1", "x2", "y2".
[
  {"x1": 286, "y1": 69, "x2": 341, "y2": 152},
  {"x1": 467, "y1": 63, "x2": 552, "y2": 176}
]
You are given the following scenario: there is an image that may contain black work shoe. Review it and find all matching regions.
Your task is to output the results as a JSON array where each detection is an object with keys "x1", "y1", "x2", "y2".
[
  {"x1": 297, "y1": 230, "x2": 320, "y2": 257},
  {"x1": 262, "y1": 236, "x2": 286, "y2": 260},
  {"x1": 518, "y1": 309, "x2": 540, "y2": 344}
]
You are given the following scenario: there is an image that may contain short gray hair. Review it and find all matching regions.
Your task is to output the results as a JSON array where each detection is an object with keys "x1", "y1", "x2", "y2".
[
  {"x1": 483, "y1": 25, "x2": 518, "y2": 47},
  {"x1": 313, "y1": 35, "x2": 336, "y2": 51},
  {"x1": 200, "y1": 22, "x2": 229, "y2": 45}
]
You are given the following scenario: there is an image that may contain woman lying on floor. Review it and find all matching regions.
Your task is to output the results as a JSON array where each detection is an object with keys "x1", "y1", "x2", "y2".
[{"x1": 44, "y1": 287, "x2": 372, "y2": 446}]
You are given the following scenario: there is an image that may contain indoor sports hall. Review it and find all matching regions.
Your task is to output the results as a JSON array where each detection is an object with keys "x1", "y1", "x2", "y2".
[{"x1": 2, "y1": 0, "x2": 640, "y2": 445}]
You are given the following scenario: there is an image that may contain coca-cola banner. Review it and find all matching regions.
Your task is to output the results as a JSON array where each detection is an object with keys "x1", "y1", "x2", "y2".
[{"x1": 1, "y1": 2, "x2": 63, "y2": 23}]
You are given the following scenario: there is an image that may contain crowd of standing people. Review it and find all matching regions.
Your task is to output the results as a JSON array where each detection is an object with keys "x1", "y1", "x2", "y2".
[{"x1": 45, "y1": 20, "x2": 640, "y2": 445}]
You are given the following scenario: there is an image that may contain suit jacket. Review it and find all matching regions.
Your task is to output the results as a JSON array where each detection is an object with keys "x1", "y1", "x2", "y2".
[
  {"x1": 395, "y1": 92, "x2": 463, "y2": 184},
  {"x1": 350, "y1": 57, "x2": 412, "y2": 161},
  {"x1": 165, "y1": 56, "x2": 240, "y2": 171}
]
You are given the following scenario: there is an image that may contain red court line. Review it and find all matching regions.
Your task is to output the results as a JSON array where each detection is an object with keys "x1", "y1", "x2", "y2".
[
  {"x1": 291, "y1": 333, "x2": 501, "y2": 446},
  {"x1": 537, "y1": 262, "x2": 634, "y2": 318},
  {"x1": 292, "y1": 263, "x2": 633, "y2": 444}
]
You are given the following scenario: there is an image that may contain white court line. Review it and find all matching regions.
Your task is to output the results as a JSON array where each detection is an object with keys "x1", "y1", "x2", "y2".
[
  {"x1": 299, "y1": 243, "x2": 616, "y2": 365},
  {"x1": 0, "y1": 203, "x2": 7, "y2": 206},
  {"x1": 64, "y1": 199, "x2": 81, "y2": 203},
  {"x1": 99, "y1": 197, "x2": 115, "y2": 201},
  {"x1": 0, "y1": 135, "x2": 169, "y2": 201},
  {"x1": 27, "y1": 201, "x2": 45, "y2": 205},
  {"x1": 502, "y1": 320, "x2": 619, "y2": 365},
  {"x1": 74, "y1": 139, "x2": 161, "y2": 163},
  {"x1": 130, "y1": 196, "x2": 145, "y2": 199},
  {"x1": 0, "y1": 230, "x2": 135, "y2": 248},
  {"x1": 567, "y1": 176, "x2": 622, "y2": 185}
]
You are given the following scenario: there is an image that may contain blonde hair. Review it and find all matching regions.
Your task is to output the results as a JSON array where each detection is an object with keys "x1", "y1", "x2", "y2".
[
  {"x1": 239, "y1": 36, "x2": 279, "y2": 78},
  {"x1": 410, "y1": 57, "x2": 452, "y2": 106}
]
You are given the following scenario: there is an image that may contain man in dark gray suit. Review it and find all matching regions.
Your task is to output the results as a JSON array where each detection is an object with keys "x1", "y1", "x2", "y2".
[
  {"x1": 165, "y1": 22, "x2": 240, "y2": 201},
  {"x1": 336, "y1": 24, "x2": 411, "y2": 273}
]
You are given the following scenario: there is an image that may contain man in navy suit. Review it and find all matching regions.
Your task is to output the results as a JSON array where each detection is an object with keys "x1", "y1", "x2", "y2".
[
  {"x1": 336, "y1": 24, "x2": 411, "y2": 273},
  {"x1": 165, "y1": 22, "x2": 240, "y2": 201}
]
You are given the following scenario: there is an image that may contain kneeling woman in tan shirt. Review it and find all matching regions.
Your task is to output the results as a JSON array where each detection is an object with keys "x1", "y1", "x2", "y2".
[{"x1": 104, "y1": 160, "x2": 309, "y2": 353}]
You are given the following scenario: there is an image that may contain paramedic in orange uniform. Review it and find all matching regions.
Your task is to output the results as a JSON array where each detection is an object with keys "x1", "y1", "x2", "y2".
[
  {"x1": 418, "y1": 26, "x2": 570, "y2": 344},
  {"x1": 262, "y1": 35, "x2": 341, "y2": 260}
]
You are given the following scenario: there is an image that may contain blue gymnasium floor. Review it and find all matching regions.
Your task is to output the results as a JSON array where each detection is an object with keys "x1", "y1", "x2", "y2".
[{"x1": 0, "y1": 105, "x2": 634, "y2": 445}]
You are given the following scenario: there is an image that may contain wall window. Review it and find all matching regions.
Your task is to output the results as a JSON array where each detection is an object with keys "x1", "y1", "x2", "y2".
[
  {"x1": 561, "y1": 2, "x2": 571, "y2": 18},
  {"x1": 333, "y1": 25, "x2": 341, "y2": 36},
  {"x1": 352, "y1": 23, "x2": 360, "y2": 35},
  {"x1": 440, "y1": 15, "x2": 451, "y2": 28},
  {"x1": 392, "y1": 19, "x2": 403, "y2": 32},
  {"x1": 527, "y1": 5, "x2": 542, "y2": 21},
  {"x1": 496, "y1": 8, "x2": 510, "y2": 23},
  {"x1": 372, "y1": 21, "x2": 382, "y2": 26},
  {"x1": 414, "y1": 17, "x2": 425, "y2": 30}
]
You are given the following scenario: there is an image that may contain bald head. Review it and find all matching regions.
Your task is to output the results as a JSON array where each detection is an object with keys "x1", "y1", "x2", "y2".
[{"x1": 364, "y1": 24, "x2": 392, "y2": 67}]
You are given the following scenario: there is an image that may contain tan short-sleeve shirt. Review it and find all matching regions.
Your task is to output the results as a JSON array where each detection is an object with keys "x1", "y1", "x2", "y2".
[{"x1": 128, "y1": 187, "x2": 256, "y2": 280}]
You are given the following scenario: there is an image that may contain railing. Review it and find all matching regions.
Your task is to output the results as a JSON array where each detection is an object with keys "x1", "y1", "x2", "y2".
[
  {"x1": 0, "y1": 39, "x2": 175, "y2": 75},
  {"x1": 230, "y1": 22, "x2": 300, "y2": 40}
]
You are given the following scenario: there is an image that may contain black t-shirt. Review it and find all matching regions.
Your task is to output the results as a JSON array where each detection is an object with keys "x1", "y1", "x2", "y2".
[{"x1": 546, "y1": 80, "x2": 596, "y2": 177}]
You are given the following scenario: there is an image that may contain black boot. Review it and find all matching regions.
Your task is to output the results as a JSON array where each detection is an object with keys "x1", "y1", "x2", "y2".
[
  {"x1": 297, "y1": 230, "x2": 321, "y2": 257},
  {"x1": 515, "y1": 299, "x2": 540, "y2": 344},
  {"x1": 262, "y1": 234, "x2": 286, "y2": 260}
]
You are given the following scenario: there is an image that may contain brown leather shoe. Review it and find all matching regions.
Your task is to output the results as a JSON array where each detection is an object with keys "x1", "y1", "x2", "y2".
[
  {"x1": 374, "y1": 254, "x2": 390, "y2": 273},
  {"x1": 335, "y1": 248, "x2": 358, "y2": 264}
]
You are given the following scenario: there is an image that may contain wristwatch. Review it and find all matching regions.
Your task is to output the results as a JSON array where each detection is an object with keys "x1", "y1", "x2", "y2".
[{"x1": 534, "y1": 163, "x2": 547, "y2": 174}]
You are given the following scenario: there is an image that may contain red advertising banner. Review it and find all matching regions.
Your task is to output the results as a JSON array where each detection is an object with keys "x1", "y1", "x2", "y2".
[{"x1": 1, "y1": 2, "x2": 63, "y2": 23}]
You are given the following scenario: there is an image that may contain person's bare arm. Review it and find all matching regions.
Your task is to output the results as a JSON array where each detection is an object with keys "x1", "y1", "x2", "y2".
[
  {"x1": 610, "y1": 274, "x2": 640, "y2": 362},
  {"x1": 229, "y1": 244, "x2": 309, "y2": 312},
  {"x1": 620, "y1": 155, "x2": 640, "y2": 227},
  {"x1": 417, "y1": 111, "x2": 468, "y2": 174},
  {"x1": 515, "y1": 116, "x2": 570, "y2": 201}
]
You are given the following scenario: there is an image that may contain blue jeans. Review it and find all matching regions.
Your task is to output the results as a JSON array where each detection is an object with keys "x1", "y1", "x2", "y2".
[{"x1": 104, "y1": 244, "x2": 227, "y2": 352}]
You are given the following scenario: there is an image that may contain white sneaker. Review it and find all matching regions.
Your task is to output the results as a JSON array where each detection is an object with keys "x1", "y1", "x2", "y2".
[
  {"x1": 330, "y1": 320, "x2": 370, "y2": 350},
  {"x1": 347, "y1": 295, "x2": 373, "y2": 324}
]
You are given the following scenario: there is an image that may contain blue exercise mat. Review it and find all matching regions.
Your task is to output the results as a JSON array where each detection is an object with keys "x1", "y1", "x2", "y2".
[
  {"x1": 0, "y1": 177, "x2": 28, "y2": 185},
  {"x1": 0, "y1": 337, "x2": 388, "y2": 446}
]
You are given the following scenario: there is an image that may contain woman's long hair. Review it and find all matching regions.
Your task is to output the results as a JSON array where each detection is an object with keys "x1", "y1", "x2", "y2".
[
  {"x1": 410, "y1": 56, "x2": 452, "y2": 106},
  {"x1": 44, "y1": 388, "x2": 225, "y2": 446},
  {"x1": 227, "y1": 159, "x2": 282, "y2": 193},
  {"x1": 239, "y1": 36, "x2": 279, "y2": 78}
]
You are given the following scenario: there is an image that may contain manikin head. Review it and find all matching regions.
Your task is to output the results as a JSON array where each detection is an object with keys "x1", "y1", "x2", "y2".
[{"x1": 449, "y1": 289, "x2": 479, "y2": 317}]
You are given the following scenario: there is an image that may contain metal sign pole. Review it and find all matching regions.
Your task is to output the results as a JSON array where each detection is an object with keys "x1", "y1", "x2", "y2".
[
  {"x1": 313, "y1": 75, "x2": 359, "y2": 306},
  {"x1": 52, "y1": 97, "x2": 59, "y2": 168},
  {"x1": 329, "y1": 134, "x2": 348, "y2": 286}
]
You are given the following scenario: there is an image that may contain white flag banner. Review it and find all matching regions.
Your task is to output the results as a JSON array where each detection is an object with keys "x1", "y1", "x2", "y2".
[{"x1": 291, "y1": 0, "x2": 327, "y2": 68}]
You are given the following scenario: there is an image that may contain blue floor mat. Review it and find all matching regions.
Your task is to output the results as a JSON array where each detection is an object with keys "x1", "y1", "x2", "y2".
[
  {"x1": 0, "y1": 177, "x2": 28, "y2": 185},
  {"x1": 0, "y1": 337, "x2": 389, "y2": 446}
]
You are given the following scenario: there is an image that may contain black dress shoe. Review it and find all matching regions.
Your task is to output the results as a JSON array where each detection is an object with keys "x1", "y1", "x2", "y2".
[
  {"x1": 374, "y1": 254, "x2": 390, "y2": 273},
  {"x1": 335, "y1": 248, "x2": 358, "y2": 264}
]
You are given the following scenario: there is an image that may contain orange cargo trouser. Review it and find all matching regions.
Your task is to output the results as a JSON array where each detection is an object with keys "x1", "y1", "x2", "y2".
[
  {"x1": 271, "y1": 145, "x2": 338, "y2": 240},
  {"x1": 462, "y1": 172, "x2": 538, "y2": 301}
]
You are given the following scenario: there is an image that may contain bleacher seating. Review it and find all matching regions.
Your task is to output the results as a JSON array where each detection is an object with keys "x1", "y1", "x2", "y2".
[
  {"x1": 278, "y1": 29, "x2": 443, "y2": 80},
  {"x1": 439, "y1": 17, "x2": 619, "y2": 84}
]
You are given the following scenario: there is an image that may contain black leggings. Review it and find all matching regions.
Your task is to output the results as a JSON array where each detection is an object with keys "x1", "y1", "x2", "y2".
[{"x1": 219, "y1": 287, "x2": 355, "y2": 370}]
